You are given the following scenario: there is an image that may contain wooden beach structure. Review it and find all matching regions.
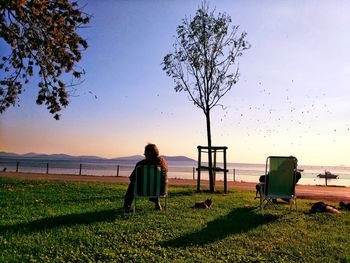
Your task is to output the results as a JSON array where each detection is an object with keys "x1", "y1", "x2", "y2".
[{"x1": 196, "y1": 146, "x2": 229, "y2": 193}]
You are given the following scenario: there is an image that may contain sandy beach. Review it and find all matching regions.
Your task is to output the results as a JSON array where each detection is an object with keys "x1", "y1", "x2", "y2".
[{"x1": 1, "y1": 171, "x2": 349, "y2": 202}]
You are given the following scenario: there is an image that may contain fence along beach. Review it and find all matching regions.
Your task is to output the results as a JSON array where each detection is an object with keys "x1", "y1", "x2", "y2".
[{"x1": 1, "y1": 157, "x2": 350, "y2": 187}]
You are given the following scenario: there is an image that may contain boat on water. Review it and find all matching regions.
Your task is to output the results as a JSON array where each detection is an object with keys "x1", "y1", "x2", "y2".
[{"x1": 317, "y1": 170, "x2": 339, "y2": 179}]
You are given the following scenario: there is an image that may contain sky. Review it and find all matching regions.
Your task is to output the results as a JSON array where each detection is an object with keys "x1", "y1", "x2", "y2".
[{"x1": 1, "y1": 0, "x2": 350, "y2": 166}]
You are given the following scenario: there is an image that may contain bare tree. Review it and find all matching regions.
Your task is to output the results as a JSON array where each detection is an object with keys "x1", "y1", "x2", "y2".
[{"x1": 162, "y1": 2, "x2": 250, "y2": 192}]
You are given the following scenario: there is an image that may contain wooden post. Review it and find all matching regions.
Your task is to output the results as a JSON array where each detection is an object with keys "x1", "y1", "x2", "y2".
[
  {"x1": 79, "y1": 164, "x2": 82, "y2": 176},
  {"x1": 223, "y1": 148, "x2": 227, "y2": 193},
  {"x1": 233, "y1": 168, "x2": 236, "y2": 182},
  {"x1": 46, "y1": 163, "x2": 49, "y2": 174},
  {"x1": 117, "y1": 165, "x2": 120, "y2": 177},
  {"x1": 197, "y1": 146, "x2": 201, "y2": 192},
  {"x1": 16, "y1": 161, "x2": 19, "y2": 173},
  {"x1": 213, "y1": 149, "x2": 217, "y2": 188},
  {"x1": 325, "y1": 175, "x2": 327, "y2": 186}
]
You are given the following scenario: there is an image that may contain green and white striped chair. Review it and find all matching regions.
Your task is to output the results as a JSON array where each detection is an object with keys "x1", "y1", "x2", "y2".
[{"x1": 133, "y1": 165, "x2": 168, "y2": 213}]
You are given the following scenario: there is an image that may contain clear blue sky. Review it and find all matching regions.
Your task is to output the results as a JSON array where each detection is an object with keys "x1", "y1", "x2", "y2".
[{"x1": 1, "y1": 0, "x2": 350, "y2": 166}]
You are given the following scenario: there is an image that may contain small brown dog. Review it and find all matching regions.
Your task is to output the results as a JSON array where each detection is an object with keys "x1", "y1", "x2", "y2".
[{"x1": 192, "y1": 198, "x2": 212, "y2": 209}]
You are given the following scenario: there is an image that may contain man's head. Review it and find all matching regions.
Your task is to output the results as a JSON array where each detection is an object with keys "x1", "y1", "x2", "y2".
[{"x1": 144, "y1": 143, "x2": 159, "y2": 159}]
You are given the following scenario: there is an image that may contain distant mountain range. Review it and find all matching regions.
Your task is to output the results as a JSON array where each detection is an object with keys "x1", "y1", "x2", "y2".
[{"x1": 0, "y1": 152, "x2": 196, "y2": 162}]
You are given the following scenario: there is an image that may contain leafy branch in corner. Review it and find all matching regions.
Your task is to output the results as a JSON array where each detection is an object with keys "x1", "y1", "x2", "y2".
[{"x1": 0, "y1": 0, "x2": 91, "y2": 119}]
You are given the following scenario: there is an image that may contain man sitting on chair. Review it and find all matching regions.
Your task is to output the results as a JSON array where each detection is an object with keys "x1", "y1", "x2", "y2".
[
  {"x1": 256, "y1": 158, "x2": 301, "y2": 203},
  {"x1": 123, "y1": 143, "x2": 168, "y2": 212}
]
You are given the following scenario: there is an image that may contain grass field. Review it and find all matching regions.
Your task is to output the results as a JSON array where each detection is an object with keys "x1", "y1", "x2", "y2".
[{"x1": 0, "y1": 176, "x2": 349, "y2": 262}]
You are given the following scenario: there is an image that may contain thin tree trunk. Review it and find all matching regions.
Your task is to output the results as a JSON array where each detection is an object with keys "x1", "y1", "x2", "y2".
[{"x1": 206, "y1": 111, "x2": 215, "y2": 192}]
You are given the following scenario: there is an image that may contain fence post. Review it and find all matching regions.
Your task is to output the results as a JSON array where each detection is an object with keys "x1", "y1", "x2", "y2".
[
  {"x1": 16, "y1": 161, "x2": 19, "y2": 173},
  {"x1": 233, "y1": 168, "x2": 236, "y2": 182},
  {"x1": 79, "y1": 164, "x2": 82, "y2": 176},
  {"x1": 117, "y1": 165, "x2": 120, "y2": 177},
  {"x1": 46, "y1": 163, "x2": 49, "y2": 174},
  {"x1": 325, "y1": 176, "x2": 327, "y2": 187}
]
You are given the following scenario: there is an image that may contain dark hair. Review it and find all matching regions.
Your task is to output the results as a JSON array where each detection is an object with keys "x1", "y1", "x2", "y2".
[{"x1": 144, "y1": 143, "x2": 159, "y2": 158}]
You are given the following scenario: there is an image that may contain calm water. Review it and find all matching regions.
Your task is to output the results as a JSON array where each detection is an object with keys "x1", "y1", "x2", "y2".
[{"x1": 1, "y1": 158, "x2": 350, "y2": 187}]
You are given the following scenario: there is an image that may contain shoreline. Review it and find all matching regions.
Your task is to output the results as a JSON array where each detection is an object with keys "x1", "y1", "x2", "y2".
[{"x1": 1, "y1": 171, "x2": 349, "y2": 202}]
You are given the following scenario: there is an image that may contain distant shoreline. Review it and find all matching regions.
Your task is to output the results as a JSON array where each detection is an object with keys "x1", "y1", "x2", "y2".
[
  {"x1": 0, "y1": 152, "x2": 197, "y2": 162},
  {"x1": 1, "y1": 171, "x2": 349, "y2": 203},
  {"x1": 1, "y1": 152, "x2": 350, "y2": 168}
]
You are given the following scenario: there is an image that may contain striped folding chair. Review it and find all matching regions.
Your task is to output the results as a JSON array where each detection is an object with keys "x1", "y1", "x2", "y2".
[{"x1": 133, "y1": 165, "x2": 168, "y2": 213}]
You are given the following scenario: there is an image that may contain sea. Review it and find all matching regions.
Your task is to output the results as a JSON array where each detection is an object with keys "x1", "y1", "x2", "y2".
[{"x1": 1, "y1": 157, "x2": 350, "y2": 187}]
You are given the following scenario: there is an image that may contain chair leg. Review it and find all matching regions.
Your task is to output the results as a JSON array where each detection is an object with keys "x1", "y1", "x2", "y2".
[
  {"x1": 284, "y1": 197, "x2": 296, "y2": 213},
  {"x1": 264, "y1": 198, "x2": 272, "y2": 208},
  {"x1": 131, "y1": 196, "x2": 168, "y2": 214},
  {"x1": 260, "y1": 197, "x2": 273, "y2": 215},
  {"x1": 270, "y1": 199, "x2": 278, "y2": 209}
]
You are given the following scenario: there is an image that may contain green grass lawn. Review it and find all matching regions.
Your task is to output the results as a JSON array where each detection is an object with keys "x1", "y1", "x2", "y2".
[{"x1": 0, "y1": 177, "x2": 349, "y2": 262}]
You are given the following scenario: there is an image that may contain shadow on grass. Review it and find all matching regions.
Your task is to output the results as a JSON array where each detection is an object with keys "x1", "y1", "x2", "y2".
[
  {"x1": 169, "y1": 189, "x2": 232, "y2": 197},
  {"x1": 168, "y1": 190, "x2": 197, "y2": 197},
  {"x1": 41, "y1": 196, "x2": 123, "y2": 205},
  {"x1": 0, "y1": 209, "x2": 120, "y2": 233},
  {"x1": 163, "y1": 207, "x2": 278, "y2": 247}
]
